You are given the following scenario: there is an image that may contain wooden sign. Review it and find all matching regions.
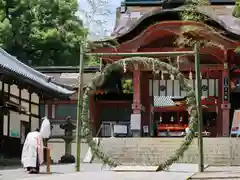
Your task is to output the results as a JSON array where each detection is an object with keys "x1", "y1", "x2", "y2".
[{"x1": 230, "y1": 109, "x2": 240, "y2": 137}]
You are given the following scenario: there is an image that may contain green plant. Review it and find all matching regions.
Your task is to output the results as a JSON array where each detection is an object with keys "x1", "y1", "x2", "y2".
[
  {"x1": 233, "y1": 0, "x2": 240, "y2": 18},
  {"x1": 122, "y1": 79, "x2": 133, "y2": 94},
  {"x1": 233, "y1": 0, "x2": 240, "y2": 53},
  {"x1": 81, "y1": 57, "x2": 197, "y2": 170}
]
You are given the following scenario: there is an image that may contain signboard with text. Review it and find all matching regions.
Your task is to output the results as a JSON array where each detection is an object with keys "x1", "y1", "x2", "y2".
[{"x1": 230, "y1": 109, "x2": 240, "y2": 137}]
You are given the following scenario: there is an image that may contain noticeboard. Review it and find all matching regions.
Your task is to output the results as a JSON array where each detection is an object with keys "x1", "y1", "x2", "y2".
[{"x1": 230, "y1": 109, "x2": 240, "y2": 137}]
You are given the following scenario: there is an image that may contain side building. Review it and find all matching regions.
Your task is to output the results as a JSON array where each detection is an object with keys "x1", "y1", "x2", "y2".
[
  {"x1": 34, "y1": 66, "x2": 99, "y2": 137},
  {"x1": 0, "y1": 50, "x2": 74, "y2": 158}
]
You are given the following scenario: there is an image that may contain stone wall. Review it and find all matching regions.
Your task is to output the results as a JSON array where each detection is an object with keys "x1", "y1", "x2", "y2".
[
  {"x1": 47, "y1": 138, "x2": 240, "y2": 165},
  {"x1": 97, "y1": 138, "x2": 240, "y2": 165},
  {"x1": 48, "y1": 139, "x2": 89, "y2": 163}
]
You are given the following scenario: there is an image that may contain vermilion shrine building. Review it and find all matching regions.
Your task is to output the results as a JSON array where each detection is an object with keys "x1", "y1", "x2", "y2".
[{"x1": 90, "y1": 0, "x2": 240, "y2": 137}]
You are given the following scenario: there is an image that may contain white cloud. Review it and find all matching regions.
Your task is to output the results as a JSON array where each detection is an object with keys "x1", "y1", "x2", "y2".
[{"x1": 77, "y1": 0, "x2": 121, "y2": 40}]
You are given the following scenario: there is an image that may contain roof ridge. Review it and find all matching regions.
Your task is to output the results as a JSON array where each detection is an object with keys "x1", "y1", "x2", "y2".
[
  {"x1": 0, "y1": 48, "x2": 51, "y2": 81},
  {"x1": 0, "y1": 48, "x2": 75, "y2": 97}
]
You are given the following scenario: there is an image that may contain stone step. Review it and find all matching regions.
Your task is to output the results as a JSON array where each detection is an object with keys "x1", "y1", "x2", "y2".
[{"x1": 92, "y1": 138, "x2": 240, "y2": 165}]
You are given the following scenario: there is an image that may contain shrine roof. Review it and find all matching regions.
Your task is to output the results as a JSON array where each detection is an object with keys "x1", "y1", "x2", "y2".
[
  {"x1": 105, "y1": 5, "x2": 240, "y2": 41},
  {"x1": 0, "y1": 48, "x2": 75, "y2": 97},
  {"x1": 35, "y1": 66, "x2": 99, "y2": 89}
]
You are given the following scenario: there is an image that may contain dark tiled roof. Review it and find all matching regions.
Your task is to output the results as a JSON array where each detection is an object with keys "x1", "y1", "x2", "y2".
[
  {"x1": 0, "y1": 48, "x2": 75, "y2": 97},
  {"x1": 35, "y1": 66, "x2": 100, "y2": 73},
  {"x1": 111, "y1": 5, "x2": 240, "y2": 38},
  {"x1": 153, "y1": 96, "x2": 184, "y2": 107},
  {"x1": 43, "y1": 72, "x2": 97, "y2": 88}
]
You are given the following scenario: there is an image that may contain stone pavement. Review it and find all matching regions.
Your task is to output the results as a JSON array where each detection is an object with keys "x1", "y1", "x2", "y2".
[
  {"x1": 0, "y1": 163, "x2": 110, "y2": 180},
  {"x1": 15, "y1": 171, "x2": 195, "y2": 180},
  {"x1": 0, "y1": 163, "x2": 202, "y2": 180},
  {"x1": 190, "y1": 166, "x2": 240, "y2": 179},
  {"x1": 3, "y1": 163, "x2": 240, "y2": 180}
]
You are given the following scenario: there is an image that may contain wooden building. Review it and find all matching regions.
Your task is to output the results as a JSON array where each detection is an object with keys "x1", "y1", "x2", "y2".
[
  {"x1": 90, "y1": 0, "x2": 240, "y2": 137},
  {"x1": 0, "y1": 50, "x2": 74, "y2": 158},
  {"x1": 35, "y1": 66, "x2": 99, "y2": 136}
]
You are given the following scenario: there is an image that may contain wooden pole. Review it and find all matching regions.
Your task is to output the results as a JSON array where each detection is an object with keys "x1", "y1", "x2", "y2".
[
  {"x1": 194, "y1": 43, "x2": 204, "y2": 172},
  {"x1": 75, "y1": 41, "x2": 84, "y2": 172},
  {"x1": 46, "y1": 146, "x2": 51, "y2": 174}
]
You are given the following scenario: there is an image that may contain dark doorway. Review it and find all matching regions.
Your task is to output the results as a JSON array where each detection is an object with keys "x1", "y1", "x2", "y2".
[{"x1": 20, "y1": 121, "x2": 29, "y2": 145}]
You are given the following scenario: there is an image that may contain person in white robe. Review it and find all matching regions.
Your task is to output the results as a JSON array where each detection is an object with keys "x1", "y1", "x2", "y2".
[
  {"x1": 21, "y1": 117, "x2": 51, "y2": 174},
  {"x1": 21, "y1": 128, "x2": 44, "y2": 173}
]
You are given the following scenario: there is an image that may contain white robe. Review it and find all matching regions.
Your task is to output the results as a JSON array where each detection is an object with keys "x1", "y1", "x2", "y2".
[
  {"x1": 40, "y1": 117, "x2": 51, "y2": 138},
  {"x1": 21, "y1": 131, "x2": 44, "y2": 168}
]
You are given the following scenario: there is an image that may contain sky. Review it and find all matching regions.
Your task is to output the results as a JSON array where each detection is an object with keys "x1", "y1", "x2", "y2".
[{"x1": 77, "y1": 0, "x2": 121, "y2": 40}]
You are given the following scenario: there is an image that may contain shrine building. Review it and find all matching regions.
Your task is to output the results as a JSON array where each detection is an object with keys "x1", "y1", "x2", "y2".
[
  {"x1": 0, "y1": 49, "x2": 74, "y2": 158},
  {"x1": 90, "y1": 0, "x2": 240, "y2": 137}
]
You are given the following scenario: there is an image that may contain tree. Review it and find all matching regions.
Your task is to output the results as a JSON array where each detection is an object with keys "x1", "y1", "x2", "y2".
[
  {"x1": 233, "y1": 0, "x2": 240, "y2": 18},
  {"x1": 122, "y1": 79, "x2": 133, "y2": 94},
  {"x1": 0, "y1": 0, "x2": 85, "y2": 66},
  {"x1": 233, "y1": 0, "x2": 240, "y2": 53}
]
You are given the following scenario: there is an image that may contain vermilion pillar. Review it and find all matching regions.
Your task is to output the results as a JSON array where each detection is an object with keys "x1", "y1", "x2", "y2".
[
  {"x1": 131, "y1": 67, "x2": 143, "y2": 137},
  {"x1": 220, "y1": 62, "x2": 230, "y2": 136},
  {"x1": 132, "y1": 70, "x2": 141, "y2": 114}
]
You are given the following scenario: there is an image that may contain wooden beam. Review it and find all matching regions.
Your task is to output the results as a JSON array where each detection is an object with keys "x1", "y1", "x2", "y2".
[
  {"x1": 136, "y1": 64, "x2": 224, "y2": 72},
  {"x1": 96, "y1": 47, "x2": 224, "y2": 64}
]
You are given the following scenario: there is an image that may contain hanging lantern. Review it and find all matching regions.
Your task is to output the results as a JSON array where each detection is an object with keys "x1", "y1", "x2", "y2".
[
  {"x1": 177, "y1": 56, "x2": 180, "y2": 69},
  {"x1": 123, "y1": 60, "x2": 127, "y2": 73},
  {"x1": 180, "y1": 116, "x2": 183, "y2": 122},
  {"x1": 189, "y1": 70, "x2": 193, "y2": 80},
  {"x1": 159, "y1": 116, "x2": 162, "y2": 123},
  {"x1": 161, "y1": 72, "x2": 164, "y2": 80},
  {"x1": 152, "y1": 62, "x2": 155, "y2": 72}
]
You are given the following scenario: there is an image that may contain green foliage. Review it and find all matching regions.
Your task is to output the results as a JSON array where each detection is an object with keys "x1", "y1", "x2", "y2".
[
  {"x1": 235, "y1": 46, "x2": 240, "y2": 53},
  {"x1": 0, "y1": 0, "x2": 85, "y2": 66},
  {"x1": 85, "y1": 55, "x2": 100, "y2": 66},
  {"x1": 233, "y1": 0, "x2": 240, "y2": 18},
  {"x1": 233, "y1": 0, "x2": 240, "y2": 52},
  {"x1": 177, "y1": 0, "x2": 214, "y2": 48},
  {"x1": 122, "y1": 79, "x2": 133, "y2": 94}
]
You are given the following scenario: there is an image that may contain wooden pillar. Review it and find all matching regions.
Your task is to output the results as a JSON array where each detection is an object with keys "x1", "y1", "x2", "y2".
[
  {"x1": 220, "y1": 62, "x2": 230, "y2": 137},
  {"x1": 89, "y1": 94, "x2": 96, "y2": 136},
  {"x1": 140, "y1": 71, "x2": 149, "y2": 136},
  {"x1": 131, "y1": 65, "x2": 143, "y2": 137},
  {"x1": 132, "y1": 70, "x2": 141, "y2": 114}
]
